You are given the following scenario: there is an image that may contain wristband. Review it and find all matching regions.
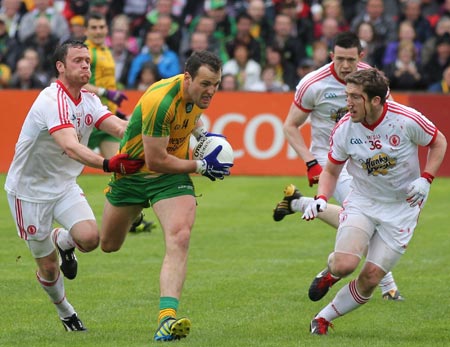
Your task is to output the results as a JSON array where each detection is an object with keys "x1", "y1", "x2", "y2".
[
  {"x1": 195, "y1": 160, "x2": 205, "y2": 174},
  {"x1": 421, "y1": 172, "x2": 434, "y2": 184},
  {"x1": 314, "y1": 194, "x2": 328, "y2": 202},
  {"x1": 103, "y1": 159, "x2": 110, "y2": 172},
  {"x1": 306, "y1": 159, "x2": 319, "y2": 170},
  {"x1": 97, "y1": 87, "x2": 106, "y2": 97}
]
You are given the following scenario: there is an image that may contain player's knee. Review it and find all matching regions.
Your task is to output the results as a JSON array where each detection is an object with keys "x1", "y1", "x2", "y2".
[
  {"x1": 100, "y1": 239, "x2": 122, "y2": 253},
  {"x1": 329, "y1": 252, "x2": 359, "y2": 277},
  {"x1": 78, "y1": 232, "x2": 99, "y2": 252}
]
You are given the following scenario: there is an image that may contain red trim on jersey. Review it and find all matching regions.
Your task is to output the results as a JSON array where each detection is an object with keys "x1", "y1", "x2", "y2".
[
  {"x1": 387, "y1": 102, "x2": 437, "y2": 138},
  {"x1": 328, "y1": 152, "x2": 347, "y2": 164},
  {"x1": 56, "y1": 83, "x2": 71, "y2": 127},
  {"x1": 295, "y1": 64, "x2": 332, "y2": 107},
  {"x1": 49, "y1": 123, "x2": 74, "y2": 134},
  {"x1": 363, "y1": 103, "x2": 388, "y2": 131},
  {"x1": 94, "y1": 112, "x2": 114, "y2": 129},
  {"x1": 56, "y1": 80, "x2": 82, "y2": 106},
  {"x1": 330, "y1": 63, "x2": 346, "y2": 84},
  {"x1": 15, "y1": 198, "x2": 27, "y2": 240}
]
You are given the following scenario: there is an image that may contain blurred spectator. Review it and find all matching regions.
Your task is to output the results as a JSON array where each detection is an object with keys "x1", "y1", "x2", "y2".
[
  {"x1": 226, "y1": 12, "x2": 263, "y2": 64},
  {"x1": 219, "y1": 72, "x2": 238, "y2": 91},
  {"x1": 222, "y1": 42, "x2": 262, "y2": 91},
  {"x1": 311, "y1": 40, "x2": 330, "y2": 68},
  {"x1": 246, "y1": 0, "x2": 272, "y2": 45},
  {"x1": 60, "y1": 14, "x2": 86, "y2": 43},
  {"x1": 18, "y1": 0, "x2": 70, "y2": 42},
  {"x1": 21, "y1": 16, "x2": 60, "y2": 84},
  {"x1": 22, "y1": 47, "x2": 49, "y2": 85},
  {"x1": 134, "y1": 61, "x2": 161, "y2": 91},
  {"x1": 384, "y1": 39, "x2": 425, "y2": 90},
  {"x1": 179, "y1": 31, "x2": 209, "y2": 68},
  {"x1": 427, "y1": 65, "x2": 450, "y2": 93},
  {"x1": 152, "y1": 13, "x2": 183, "y2": 52},
  {"x1": 248, "y1": 64, "x2": 290, "y2": 92},
  {"x1": 110, "y1": 29, "x2": 136, "y2": 89},
  {"x1": 264, "y1": 43, "x2": 297, "y2": 90},
  {"x1": 423, "y1": 32, "x2": 450, "y2": 85},
  {"x1": 9, "y1": 57, "x2": 45, "y2": 89},
  {"x1": 185, "y1": 15, "x2": 225, "y2": 61},
  {"x1": 89, "y1": 0, "x2": 112, "y2": 23},
  {"x1": 356, "y1": 21, "x2": 384, "y2": 68},
  {"x1": 117, "y1": 0, "x2": 151, "y2": 38},
  {"x1": 383, "y1": 20, "x2": 423, "y2": 67},
  {"x1": 105, "y1": 14, "x2": 140, "y2": 55},
  {"x1": 296, "y1": 57, "x2": 315, "y2": 83},
  {"x1": 143, "y1": 0, "x2": 182, "y2": 51},
  {"x1": 351, "y1": 0, "x2": 397, "y2": 48},
  {"x1": 353, "y1": 0, "x2": 400, "y2": 22},
  {"x1": 314, "y1": 0, "x2": 350, "y2": 39},
  {"x1": 61, "y1": 0, "x2": 89, "y2": 22},
  {"x1": 439, "y1": 0, "x2": 450, "y2": 18},
  {"x1": 0, "y1": 13, "x2": 21, "y2": 70},
  {"x1": 127, "y1": 30, "x2": 180, "y2": 87},
  {"x1": 0, "y1": 60, "x2": 11, "y2": 88},
  {"x1": 0, "y1": 0, "x2": 24, "y2": 40},
  {"x1": 276, "y1": 0, "x2": 314, "y2": 51},
  {"x1": 203, "y1": 0, "x2": 237, "y2": 44},
  {"x1": 421, "y1": 0, "x2": 441, "y2": 28},
  {"x1": 267, "y1": 13, "x2": 306, "y2": 68},
  {"x1": 398, "y1": 0, "x2": 433, "y2": 44},
  {"x1": 422, "y1": 16, "x2": 450, "y2": 66},
  {"x1": 317, "y1": 17, "x2": 340, "y2": 51}
]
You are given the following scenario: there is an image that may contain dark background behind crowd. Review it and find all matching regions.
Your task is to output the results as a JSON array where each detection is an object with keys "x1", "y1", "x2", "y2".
[{"x1": 0, "y1": 0, "x2": 449, "y2": 93}]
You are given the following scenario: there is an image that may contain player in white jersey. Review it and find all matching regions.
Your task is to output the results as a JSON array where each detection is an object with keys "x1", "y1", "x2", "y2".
[
  {"x1": 303, "y1": 68, "x2": 447, "y2": 335},
  {"x1": 4, "y1": 40, "x2": 143, "y2": 331},
  {"x1": 272, "y1": 32, "x2": 402, "y2": 300}
]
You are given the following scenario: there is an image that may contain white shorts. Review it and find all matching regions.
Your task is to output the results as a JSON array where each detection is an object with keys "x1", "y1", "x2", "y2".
[
  {"x1": 338, "y1": 192, "x2": 420, "y2": 255},
  {"x1": 7, "y1": 184, "x2": 96, "y2": 244}
]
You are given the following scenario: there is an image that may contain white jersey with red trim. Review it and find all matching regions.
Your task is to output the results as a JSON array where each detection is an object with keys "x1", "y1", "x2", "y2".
[
  {"x1": 5, "y1": 81, "x2": 111, "y2": 202},
  {"x1": 293, "y1": 61, "x2": 371, "y2": 164},
  {"x1": 328, "y1": 101, "x2": 437, "y2": 202}
]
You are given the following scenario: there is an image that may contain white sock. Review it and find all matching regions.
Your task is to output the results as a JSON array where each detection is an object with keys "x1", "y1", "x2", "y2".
[
  {"x1": 317, "y1": 280, "x2": 371, "y2": 322},
  {"x1": 52, "y1": 228, "x2": 76, "y2": 250},
  {"x1": 291, "y1": 197, "x2": 314, "y2": 213},
  {"x1": 36, "y1": 271, "x2": 75, "y2": 319},
  {"x1": 378, "y1": 271, "x2": 397, "y2": 294}
]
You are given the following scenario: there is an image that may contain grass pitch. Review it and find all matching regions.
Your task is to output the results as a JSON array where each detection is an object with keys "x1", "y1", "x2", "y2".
[{"x1": 1, "y1": 174, "x2": 449, "y2": 347}]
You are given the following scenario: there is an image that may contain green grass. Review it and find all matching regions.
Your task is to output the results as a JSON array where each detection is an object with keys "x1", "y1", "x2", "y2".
[{"x1": 1, "y1": 174, "x2": 449, "y2": 347}]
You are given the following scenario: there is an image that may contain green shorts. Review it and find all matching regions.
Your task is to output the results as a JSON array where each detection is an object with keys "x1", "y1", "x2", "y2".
[
  {"x1": 88, "y1": 128, "x2": 120, "y2": 150},
  {"x1": 105, "y1": 173, "x2": 195, "y2": 207}
]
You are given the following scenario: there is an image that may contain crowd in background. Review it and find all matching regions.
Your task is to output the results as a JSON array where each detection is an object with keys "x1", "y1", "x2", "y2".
[{"x1": 0, "y1": 0, "x2": 450, "y2": 93}]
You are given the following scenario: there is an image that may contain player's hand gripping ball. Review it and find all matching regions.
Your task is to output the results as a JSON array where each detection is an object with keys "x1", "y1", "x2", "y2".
[{"x1": 192, "y1": 136, "x2": 234, "y2": 165}]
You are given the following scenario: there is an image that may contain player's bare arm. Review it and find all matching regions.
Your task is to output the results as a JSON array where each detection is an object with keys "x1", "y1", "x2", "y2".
[
  {"x1": 423, "y1": 130, "x2": 447, "y2": 176},
  {"x1": 52, "y1": 128, "x2": 105, "y2": 169},
  {"x1": 283, "y1": 103, "x2": 315, "y2": 163},
  {"x1": 317, "y1": 161, "x2": 344, "y2": 199},
  {"x1": 142, "y1": 135, "x2": 197, "y2": 174},
  {"x1": 98, "y1": 116, "x2": 128, "y2": 139}
]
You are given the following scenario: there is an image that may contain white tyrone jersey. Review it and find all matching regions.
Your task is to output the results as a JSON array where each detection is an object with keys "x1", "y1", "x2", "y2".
[
  {"x1": 328, "y1": 101, "x2": 438, "y2": 202},
  {"x1": 294, "y1": 61, "x2": 371, "y2": 163},
  {"x1": 5, "y1": 81, "x2": 112, "y2": 202}
]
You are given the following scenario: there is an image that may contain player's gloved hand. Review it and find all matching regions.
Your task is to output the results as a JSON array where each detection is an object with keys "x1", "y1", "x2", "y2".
[
  {"x1": 195, "y1": 146, "x2": 233, "y2": 181},
  {"x1": 302, "y1": 195, "x2": 328, "y2": 221},
  {"x1": 99, "y1": 88, "x2": 128, "y2": 107},
  {"x1": 103, "y1": 153, "x2": 144, "y2": 174},
  {"x1": 406, "y1": 176, "x2": 431, "y2": 207},
  {"x1": 192, "y1": 126, "x2": 226, "y2": 141},
  {"x1": 306, "y1": 159, "x2": 322, "y2": 187}
]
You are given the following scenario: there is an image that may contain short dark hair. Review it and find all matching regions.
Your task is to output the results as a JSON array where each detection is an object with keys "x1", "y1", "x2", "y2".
[
  {"x1": 333, "y1": 31, "x2": 363, "y2": 53},
  {"x1": 53, "y1": 40, "x2": 88, "y2": 77},
  {"x1": 84, "y1": 12, "x2": 105, "y2": 27},
  {"x1": 185, "y1": 50, "x2": 222, "y2": 79},
  {"x1": 345, "y1": 68, "x2": 389, "y2": 104}
]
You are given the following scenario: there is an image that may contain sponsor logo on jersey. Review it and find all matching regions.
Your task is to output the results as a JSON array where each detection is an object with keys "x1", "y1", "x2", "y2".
[{"x1": 360, "y1": 152, "x2": 396, "y2": 176}]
